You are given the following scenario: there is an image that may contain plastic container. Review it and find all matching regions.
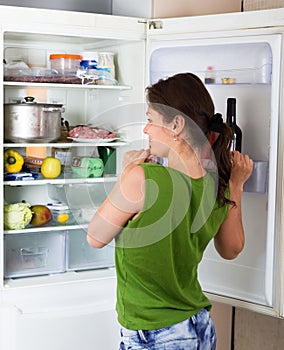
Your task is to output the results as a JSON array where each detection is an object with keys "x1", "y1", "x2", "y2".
[
  {"x1": 25, "y1": 156, "x2": 44, "y2": 173},
  {"x1": 49, "y1": 54, "x2": 82, "y2": 74},
  {"x1": 71, "y1": 157, "x2": 104, "y2": 178},
  {"x1": 47, "y1": 203, "x2": 81, "y2": 225},
  {"x1": 243, "y1": 161, "x2": 269, "y2": 194},
  {"x1": 52, "y1": 146, "x2": 72, "y2": 169},
  {"x1": 66, "y1": 229, "x2": 115, "y2": 271},
  {"x1": 80, "y1": 51, "x2": 98, "y2": 70},
  {"x1": 204, "y1": 66, "x2": 216, "y2": 84},
  {"x1": 4, "y1": 231, "x2": 66, "y2": 278}
]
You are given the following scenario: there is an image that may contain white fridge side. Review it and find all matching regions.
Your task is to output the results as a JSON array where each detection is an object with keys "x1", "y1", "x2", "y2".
[
  {"x1": 146, "y1": 23, "x2": 283, "y2": 312},
  {"x1": 0, "y1": 6, "x2": 147, "y2": 350}
]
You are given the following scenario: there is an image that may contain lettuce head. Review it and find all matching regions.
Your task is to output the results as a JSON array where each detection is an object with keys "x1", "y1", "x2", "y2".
[{"x1": 4, "y1": 203, "x2": 33, "y2": 230}]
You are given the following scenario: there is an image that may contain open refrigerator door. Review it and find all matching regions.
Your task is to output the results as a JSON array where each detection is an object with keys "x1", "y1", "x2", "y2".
[{"x1": 146, "y1": 18, "x2": 282, "y2": 311}]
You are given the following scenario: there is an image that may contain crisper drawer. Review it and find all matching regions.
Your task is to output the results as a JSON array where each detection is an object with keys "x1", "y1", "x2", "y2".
[
  {"x1": 66, "y1": 229, "x2": 115, "y2": 271},
  {"x1": 4, "y1": 231, "x2": 66, "y2": 278}
]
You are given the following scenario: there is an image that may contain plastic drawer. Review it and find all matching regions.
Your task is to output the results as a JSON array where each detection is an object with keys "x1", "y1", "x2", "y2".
[
  {"x1": 66, "y1": 229, "x2": 115, "y2": 271},
  {"x1": 4, "y1": 231, "x2": 66, "y2": 278}
]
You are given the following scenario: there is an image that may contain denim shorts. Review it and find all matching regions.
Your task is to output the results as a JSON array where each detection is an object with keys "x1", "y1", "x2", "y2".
[{"x1": 119, "y1": 308, "x2": 216, "y2": 350}]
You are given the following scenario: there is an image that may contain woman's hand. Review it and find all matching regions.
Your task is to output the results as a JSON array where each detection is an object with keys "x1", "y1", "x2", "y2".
[
  {"x1": 122, "y1": 149, "x2": 150, "y2": 169},
  {"x1": 230, "y1": 151, "x2": 253, "y2": 191}
]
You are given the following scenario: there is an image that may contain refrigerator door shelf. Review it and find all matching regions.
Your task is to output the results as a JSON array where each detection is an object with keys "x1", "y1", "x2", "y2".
[{"x1": 149, "y1": 42, "x2": 272, "y2": 86}]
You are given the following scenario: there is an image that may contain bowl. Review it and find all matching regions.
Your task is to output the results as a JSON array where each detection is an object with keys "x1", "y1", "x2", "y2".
[{"x1": 47, "y1": 203, "x2": 81, "y2": 225}]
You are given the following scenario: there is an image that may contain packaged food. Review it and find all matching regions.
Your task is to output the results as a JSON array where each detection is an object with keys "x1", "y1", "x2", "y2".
[{"x1": 71, "y1": 157, "x2": 104, "y2": 178}]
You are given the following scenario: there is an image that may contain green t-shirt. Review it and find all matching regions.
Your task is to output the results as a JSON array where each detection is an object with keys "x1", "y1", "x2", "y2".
[{"x1": 115, "y1": 163, "x2": 228, "y2": 330}]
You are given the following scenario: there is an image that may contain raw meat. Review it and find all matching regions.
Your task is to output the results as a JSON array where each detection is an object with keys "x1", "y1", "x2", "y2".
[{"x1": 68, "y1": 125, "x2": 116, "y2": 139}]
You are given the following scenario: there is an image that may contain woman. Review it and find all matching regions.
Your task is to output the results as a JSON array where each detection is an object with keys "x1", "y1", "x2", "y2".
[{"x1": 87, "y1": 73, "x2": 253, "y2": 349}]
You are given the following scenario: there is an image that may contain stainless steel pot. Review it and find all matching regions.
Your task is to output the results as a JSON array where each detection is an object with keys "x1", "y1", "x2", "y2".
[{"x1": 4, "y1": 96, "x2": 64, "y2": 143}]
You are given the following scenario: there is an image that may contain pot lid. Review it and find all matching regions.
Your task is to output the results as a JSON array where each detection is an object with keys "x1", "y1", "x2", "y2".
[{"x1": 5, "y1": 96, "x2": 63, "y2": 107}]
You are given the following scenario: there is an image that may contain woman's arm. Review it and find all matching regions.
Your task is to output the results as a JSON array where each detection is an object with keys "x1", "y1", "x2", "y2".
[
  {"x1": 214, "y1": 151, "x2": 253, "y2": 260},
  {"x1": 87, "y1": 149, "x2": 149, "y2": 248}
]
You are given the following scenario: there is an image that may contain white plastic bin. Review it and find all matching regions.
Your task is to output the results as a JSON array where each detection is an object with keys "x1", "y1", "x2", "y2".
[
  {"x1": 66, "y1": 229, "x2": 115, "y2": 271},
  {"x1": 4, "y1": 231, "x2": 66, "y2": 278}
]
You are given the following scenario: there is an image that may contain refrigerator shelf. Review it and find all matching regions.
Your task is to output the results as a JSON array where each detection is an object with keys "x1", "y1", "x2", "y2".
[
  {"x1": 4, "y1": 174, "x2": 118, "y2": 186},
  {"x1": 4, "y1": 141, "x2": 129, "y2": 148},
  {"x1": 3, "y1": 81, "x2": 132, "y2": 91},
  {"x1": 4, "y1": 224, "x2": 88, "y2": 235}
]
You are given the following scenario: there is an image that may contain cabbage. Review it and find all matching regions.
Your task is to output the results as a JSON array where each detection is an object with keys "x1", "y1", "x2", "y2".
[{"x1": 4, "y1": 203, "x2": 33, "y2": 230}]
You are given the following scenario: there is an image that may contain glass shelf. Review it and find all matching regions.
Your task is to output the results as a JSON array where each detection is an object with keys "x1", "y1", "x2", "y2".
[
  {"x1": 4, "y1": 223, "x2": 88, "y2": 235},
  {"x1": 4, "y1": 174, "x2": 118, "y2": 186},
  {"x1": 4, "y1": 141, "x2": 128, "y2": 148},
  {"x1": 4, "y1": 81, "x2": 132, "y2": 90}
]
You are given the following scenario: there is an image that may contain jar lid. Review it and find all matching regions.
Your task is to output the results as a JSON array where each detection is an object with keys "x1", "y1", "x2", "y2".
[
  {"x1": 47, "y1": 202, "x2": 69, "y2": 210},
  {"x1": 98, "y1": 52, "x2": 114, "y2": 56},
  {"x1": 80, "y1": 51, "x2": 99, "y2": 61},
  {"x1": 50, "y1": 54, "x2": 82, "y2": 60}
]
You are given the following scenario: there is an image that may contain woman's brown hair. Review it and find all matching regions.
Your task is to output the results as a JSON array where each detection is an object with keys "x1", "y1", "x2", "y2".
[{"x1": 146, "y1": 72, "x2": 234, "y2": 206}]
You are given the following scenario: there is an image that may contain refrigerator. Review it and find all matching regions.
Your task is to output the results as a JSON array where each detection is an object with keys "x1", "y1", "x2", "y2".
[{"x1": 0, "y1": 5, "x2": 284, "y2": 350}]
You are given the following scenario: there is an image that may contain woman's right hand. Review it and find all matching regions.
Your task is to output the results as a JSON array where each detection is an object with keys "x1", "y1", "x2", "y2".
[
  {"x1": 122, "y1": 149, "x2": 150, "y2": 169},
  {"x1": 230, "y1": 151, "x2": 253, "y2": 190}
]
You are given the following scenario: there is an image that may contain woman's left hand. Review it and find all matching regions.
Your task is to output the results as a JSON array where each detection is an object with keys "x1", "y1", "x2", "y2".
[{"x1": 122, "y1": 149, "x2": 150, "y2": 169}]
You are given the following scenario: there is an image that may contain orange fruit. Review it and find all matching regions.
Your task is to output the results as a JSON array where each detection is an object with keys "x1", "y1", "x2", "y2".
[{"x1": 57, "y1": 213, "x2": 69, "y2": 223}]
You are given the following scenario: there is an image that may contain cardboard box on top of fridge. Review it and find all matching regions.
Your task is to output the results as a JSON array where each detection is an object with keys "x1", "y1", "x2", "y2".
[
  {"x1": 243, "y1": 0, "x2": 284, "y2": 11},
  {"x1": 112, "y1": 0, "x2": 242, "y2": 18},
  {"x1": 151, "y1": 0, "x2": 242, "y2": 18}
]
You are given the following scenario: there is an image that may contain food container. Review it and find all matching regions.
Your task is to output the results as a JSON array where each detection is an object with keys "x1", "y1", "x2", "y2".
[
  {"x1": 80, "y1": 51, "x2": 98, "y2": 70},
  {"x1": 25, "y1": 156, "x2": 44, "y2": 172},
  {"x1": 52, "y1": 146, "x2": 72, "y2": 170},
  {"x1": 4, "y1": 96, "x2": 64, "y2": 143},
  {"x1": 47, "y1": 203, "x2": 81, "y2": 225},
  {"x1": 71, "y1": 157, "x2": 104, "y2": 178},
  {"x1": 49, "y1": 54, "x2": 82, "y2": 74}
]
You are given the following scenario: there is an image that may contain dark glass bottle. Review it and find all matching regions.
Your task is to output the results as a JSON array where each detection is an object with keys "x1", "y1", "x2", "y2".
[{"x1": 226, "y1": 97, "x2": 242, "y2": 152}]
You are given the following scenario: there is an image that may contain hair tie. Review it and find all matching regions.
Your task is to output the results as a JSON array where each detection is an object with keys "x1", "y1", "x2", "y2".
[{"x1": 209, "y1": 113, "x2": 223, "y2": 133}]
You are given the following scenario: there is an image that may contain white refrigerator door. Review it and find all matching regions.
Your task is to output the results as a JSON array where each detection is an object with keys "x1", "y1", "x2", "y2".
[{"x1": 146, "y1": 22, "x2": 282, "y2": 309}]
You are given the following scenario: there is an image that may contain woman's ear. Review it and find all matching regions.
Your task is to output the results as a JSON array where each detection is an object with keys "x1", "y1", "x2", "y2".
[{"x1": 172, "y1": 115, "x2": 185, "y2": 133}]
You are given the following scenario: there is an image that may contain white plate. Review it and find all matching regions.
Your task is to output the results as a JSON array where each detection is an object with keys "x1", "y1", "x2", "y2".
[{"x1": 67, "y1": 137, "x2": 119, "y2": 143}]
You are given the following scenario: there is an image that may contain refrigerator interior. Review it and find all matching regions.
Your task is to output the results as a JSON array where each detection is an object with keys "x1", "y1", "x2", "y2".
[
  {"x1": 148, "y1": 34, "x2": 281, "y2": 307},
  {"x1": 2, "y1": 28, "x2": 147, "y2": 288}
]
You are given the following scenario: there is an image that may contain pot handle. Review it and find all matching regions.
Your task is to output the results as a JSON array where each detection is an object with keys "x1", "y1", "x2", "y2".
[
  {"x1": 43, "y1": 107, "x2": 65, "y2": 113},
  {"x1": 23, "y1": 96, "x2": 36, "y2": 104}
]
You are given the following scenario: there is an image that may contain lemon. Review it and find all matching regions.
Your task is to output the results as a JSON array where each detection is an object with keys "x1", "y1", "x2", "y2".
[
  {"x1": 57, "y1": 213, "x2": 69, "y2": 223},
  {"x1": 41, "y1": 157, "x2": 61, "y2": 179}
]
